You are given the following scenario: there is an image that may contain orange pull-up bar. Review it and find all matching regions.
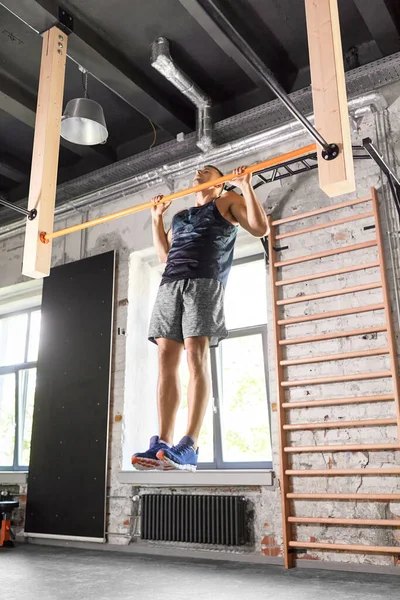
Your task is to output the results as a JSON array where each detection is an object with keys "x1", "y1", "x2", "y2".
[{"x1": 40, "y1": 143, "x2": 317, "y2": 243}]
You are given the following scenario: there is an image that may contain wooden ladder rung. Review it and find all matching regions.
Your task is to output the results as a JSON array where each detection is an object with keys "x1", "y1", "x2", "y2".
[
  {"x1": 276, "y1": 261, "x2": 380, "y2": 287},
  {"x1": 280, "y1": 348, "x2": 389, "y2": 366},
  {"x1": 278, "y1": 303, "x2": 384, "y2": 326},
  {"x1": 287, "y1": 493, "x2": 400, "y2": 501},
  {"x1": 275, "y1": 211, "x2": 374, "y2": 240},
  {"x1": 288, "y1": 541, "x2": 400, "y2": 554},
  {"x1": 279, "y1": 326, "x2": 387, "y2": 346},
  {"x1": 272, "y1": 195, "x2": 372, "y2": 226},
  {"x1": 277, "y1": 282, "x2": 381, "y2": 306},
  {"x1": 281, "y1": 371, "x2": 392, "y2": 387},
  {"x1": 282, "y1": 394, "x2": 395, "y2": 409},
  {"x1": 286, "y1": 468, "x2": 400, "y2": 476},
  {"x1": 274, "y1": 240, "x2": 377, "y2": 268},
  {"x1": 283, "y1": 418, "x2": 397, "y2": 431},
  {"x1": 288, "y1": 517, "x2": 400, "y2": 526},
  {"x1": 284, "y1": 443, "x2": 400, "y2": 453}
]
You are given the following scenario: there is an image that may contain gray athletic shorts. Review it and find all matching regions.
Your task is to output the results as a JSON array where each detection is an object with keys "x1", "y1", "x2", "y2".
[{"x1": 148, "y1": 278, "x2": 227, "y2": 348}]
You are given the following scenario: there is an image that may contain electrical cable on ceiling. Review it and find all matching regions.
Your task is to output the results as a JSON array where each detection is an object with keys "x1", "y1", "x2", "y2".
[
  {"x1": 148, "y1": 119, "x2": 157, "y2": 149},
  {"x1": 81, "y1": 68, "x2": 90, "y2": 100}
]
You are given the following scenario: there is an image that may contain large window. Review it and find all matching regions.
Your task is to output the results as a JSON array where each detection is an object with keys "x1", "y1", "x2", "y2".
[
  {"x1": 176, "y1": 256, "x2": 272, "y2": 469},
  {"x1": 0, "y1": 308, "x2": 41, "y2": 470}
]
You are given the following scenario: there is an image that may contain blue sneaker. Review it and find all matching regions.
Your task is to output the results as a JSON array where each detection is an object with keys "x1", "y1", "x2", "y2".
[
  {"x1": 131, "y1": 436, "x2": 170, "y2": 471},
  {"x1": 157, "y1": 435, "x2": 199, "y2": 472}
]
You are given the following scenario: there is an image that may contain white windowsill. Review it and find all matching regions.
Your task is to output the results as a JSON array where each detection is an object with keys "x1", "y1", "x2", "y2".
[
  {"x1": 0, "y1": 472, "x2": 28, "y2": 485},
  {"x1": 119, "y1": 469, "x2": 274, "y2": 487}
]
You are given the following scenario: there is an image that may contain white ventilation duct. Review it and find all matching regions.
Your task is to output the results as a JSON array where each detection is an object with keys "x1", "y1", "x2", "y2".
[{"x1": 151, "y1": 36, "x2": 213, "y2": 152}]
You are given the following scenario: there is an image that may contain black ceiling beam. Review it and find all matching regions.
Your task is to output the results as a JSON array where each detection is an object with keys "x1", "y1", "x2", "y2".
[
  {"x1": 0, "y1": 72, "x2": 113, "y2": 166},
  {"x1": 0, "y1": 153, "x2": 29, "y2": 183},
  {"x1": 0, "y1": 0, "x2": 192, "y2": 135},
  {"x1": 353, "y1": 0, "x2": 400, "y2": 56},
  {"x1": 6, "y1": 155, "x2": 111, "y2": 204},
  {"x1": 177, "y1": 0, "x2": 266, "y2": 87},
  {"x1": 196, "y1": 0, "x2": 297, "y2": 92},
  {"x1": 0, "y1": 74, "x2": 36, "y2": 129}
]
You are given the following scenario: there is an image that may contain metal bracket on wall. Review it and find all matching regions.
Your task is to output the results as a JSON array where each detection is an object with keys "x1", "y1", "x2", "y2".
[
  {"x1": 260, "y1": 236, "x2": 269, "y2": 265},
  {"x1": 362, "y1": 137, "x2": 400, "y2": 220},
  {"x1": 226, "y1": 145, "x2": 371, "y2": 195},
  {"x1": 225, "y1": 145, "x2": 371, "y2": 262},
  {"x1": 57, "y1": 8, "x2": 74, "y2": 36}
]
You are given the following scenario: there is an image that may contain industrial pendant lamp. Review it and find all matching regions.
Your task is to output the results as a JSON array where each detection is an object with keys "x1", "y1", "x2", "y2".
[{"x1": 60, "y1": 68, "x2": 108, "y2": 145}]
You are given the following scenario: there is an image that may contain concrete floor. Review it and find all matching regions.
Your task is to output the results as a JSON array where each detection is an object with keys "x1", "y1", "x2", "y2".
[{"x1": 2, "y1": 544, "x2": 400, "y2": 600}]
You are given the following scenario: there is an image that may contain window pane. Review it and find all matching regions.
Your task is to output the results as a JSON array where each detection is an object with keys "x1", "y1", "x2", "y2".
[
  {"x1": 18, "y1": 368, "x2": 37, "y2": 466},
  {"x1": 224, "y1": 260, "x2": 267, "y2": 329},
  {"x1": 219, "y1": 333, "x2": 271, "y2": 463},
  {"x1": 0, "y1": 313, "x2": 28, "y2": 367},
  {"x1": 27, "y1": 311, "x2": 42, "y2": 362},
  {"x1": 175, "y1": 356, "x2": 214, "y2": 463},
  {"x1": 0, "y1": 373, "x2": 16, "y2": 466}
]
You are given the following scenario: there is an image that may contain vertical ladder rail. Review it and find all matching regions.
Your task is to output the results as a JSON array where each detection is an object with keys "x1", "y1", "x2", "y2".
[
  {"x1": 371, "y1": 187, "x2": 400, "y2": 437},
  {"x1": 268, "y1": 219, "x2": 293, "y2": 568}
]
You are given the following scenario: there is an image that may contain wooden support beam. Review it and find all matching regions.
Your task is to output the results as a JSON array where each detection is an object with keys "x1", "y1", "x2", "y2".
[
  {"x1": 304, "y1": 0, "x2": 355, "y2": 197},
  {"x1": 22, "y1": 27, "x2": 67, "y2": 279}
]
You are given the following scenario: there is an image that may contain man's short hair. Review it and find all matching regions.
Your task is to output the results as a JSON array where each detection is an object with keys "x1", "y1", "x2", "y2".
[{"x1": 204, "y1": 164, "x2": 224, "y2": 178}]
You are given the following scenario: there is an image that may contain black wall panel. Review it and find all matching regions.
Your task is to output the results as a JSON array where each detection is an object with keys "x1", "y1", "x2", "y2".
[{"x1": 25, "y1": 251, "x2": 115, "y2": 540}]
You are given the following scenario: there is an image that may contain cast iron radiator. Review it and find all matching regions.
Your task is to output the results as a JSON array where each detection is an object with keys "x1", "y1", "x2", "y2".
[{"x1": 140, "y1": 494, "x2": 248, "y2": 545}]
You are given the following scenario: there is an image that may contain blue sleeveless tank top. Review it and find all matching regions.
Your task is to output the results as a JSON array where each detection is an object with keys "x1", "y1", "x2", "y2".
[{"x1": 161, "y1": 200, "x2": 238, "y2": 287}]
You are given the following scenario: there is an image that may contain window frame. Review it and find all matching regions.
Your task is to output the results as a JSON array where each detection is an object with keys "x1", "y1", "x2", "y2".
[
  {"x1": 198, "y1": 254, "x2": 272, "y2": 470},
  {"x1": 0, "y1": 306, "x2": 40, "y2": 471}
]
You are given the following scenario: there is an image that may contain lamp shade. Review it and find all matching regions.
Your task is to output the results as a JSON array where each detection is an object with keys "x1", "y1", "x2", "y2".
[{"x1": 60, "y1": 98, "x2": 108, "y2": 145}]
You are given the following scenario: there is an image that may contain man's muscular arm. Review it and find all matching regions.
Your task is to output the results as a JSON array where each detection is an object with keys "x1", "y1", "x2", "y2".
[
  {"x1": 228, "y1": 166, "x2": 269, "y2": 238},
  {"x1": 151, "y1": 194, "x2": 172, "y2": 263}
]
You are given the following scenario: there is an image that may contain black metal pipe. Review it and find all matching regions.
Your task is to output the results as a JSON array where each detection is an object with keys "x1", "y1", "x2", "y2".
[
  {"x1": 0, "y1": 197, "x2": 29, "y2": 216},
  {"x1": 0, "y1": 196, "x2": 37, "y2": 220},
  {"x1": 363, "y1": 138, "x2": 400, "y2": 187},
  {"x1": 387, "y1": 176, "x2": 400, "y2": 218},
  {"x1": 363, "y1": 138, "x2": 400, "y2": 220},
  {"x1": 202, "y1": 0, "x2": 331, "y2": 153}
]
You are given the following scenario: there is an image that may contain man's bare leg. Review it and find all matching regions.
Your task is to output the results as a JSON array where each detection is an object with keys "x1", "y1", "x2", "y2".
[
  {"x1": 157, "y1": 338, "x2": 184, "y2": 444},
  {"x1": 185, "y1": 336, "x2": 211, "y2": 445}
]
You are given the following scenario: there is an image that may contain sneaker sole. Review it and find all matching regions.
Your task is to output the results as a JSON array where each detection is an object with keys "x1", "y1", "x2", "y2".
[
  {"x1": 131, "y1": 457, "x2": 162, "y2": 471},
  {"x1": 131, "y1": 456, "x2": 175, "y2": 471},
  {"x1": 156, "y1": 450, "x2": 197, "y2": 472}
]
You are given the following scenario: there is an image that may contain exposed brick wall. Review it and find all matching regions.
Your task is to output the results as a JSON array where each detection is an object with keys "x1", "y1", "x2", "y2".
[{"x1": 1, "y1": 89, "x2": 400, "y2": 568}]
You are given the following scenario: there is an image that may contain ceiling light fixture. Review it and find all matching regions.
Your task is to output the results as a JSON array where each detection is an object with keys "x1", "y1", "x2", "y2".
[{"x1": 60, "y1": 67, "x2": 108, "y2": 146}]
